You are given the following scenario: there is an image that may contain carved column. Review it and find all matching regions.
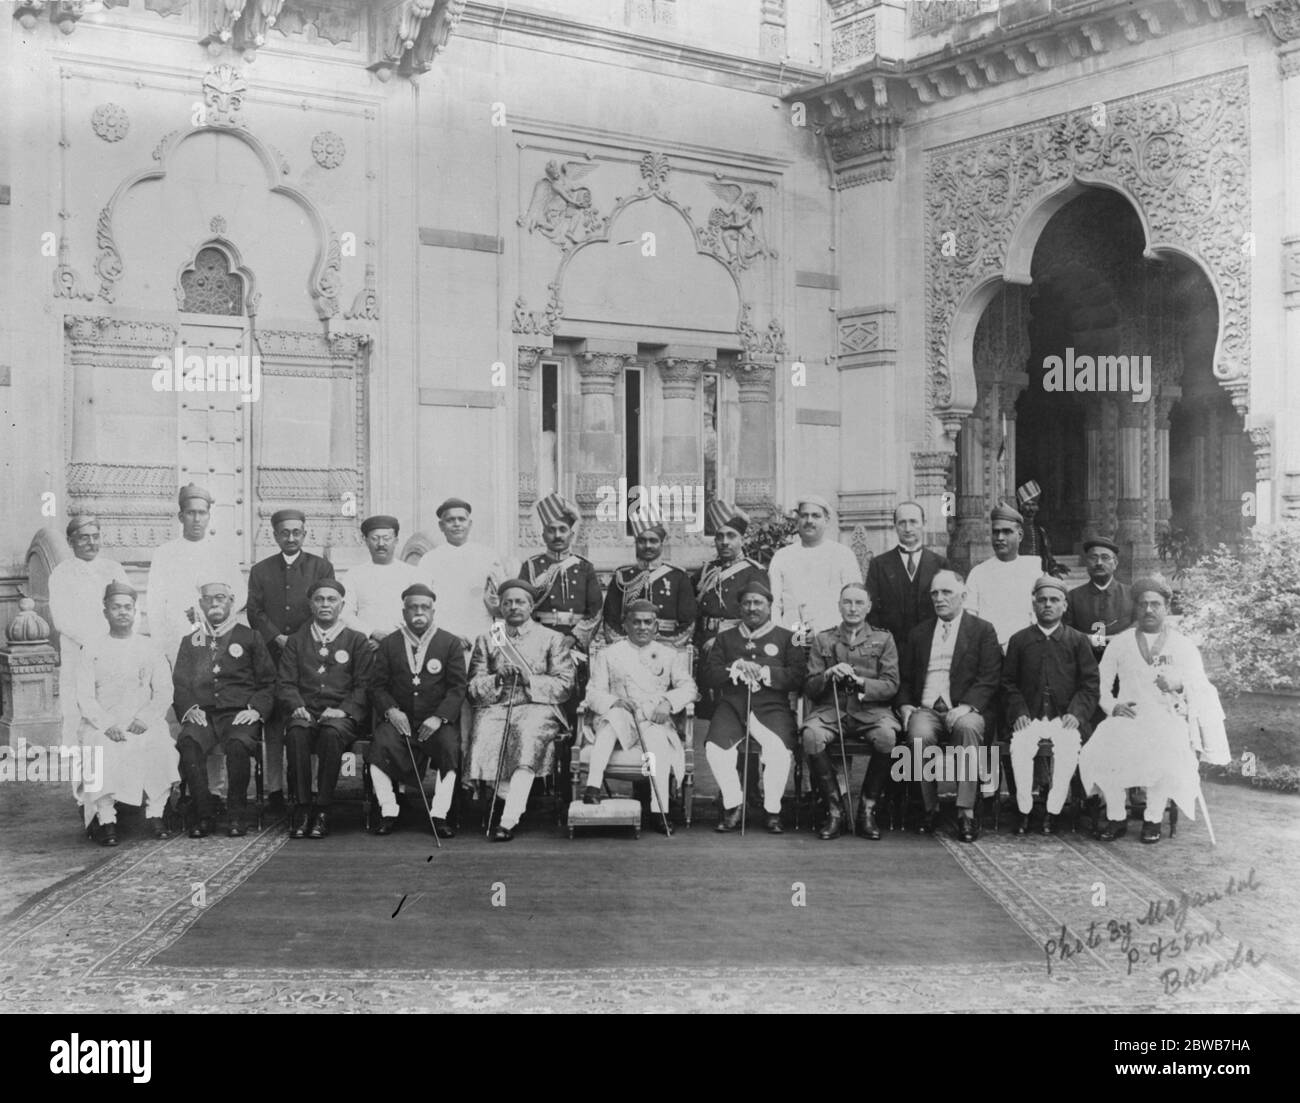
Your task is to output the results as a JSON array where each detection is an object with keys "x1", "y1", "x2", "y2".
[
  {"x1": 575, "y1": 351, "x2": 630, "y2": 534},
  {"x1": 65, "y1": 316, "x2": 104, "y2": 463},
  {"x1": 912, "y1": 448, "x2": 956, "y2": 560},
  {"x1": 656, "y1": 356, "x2": 710, "y2": 537},
  {"x1": 1115, "y1": 399, "x2": 1146, "y2": 563},
  {"x1": 734, "y1": 358, "x2": 776, "y2": 515},
  {"x1": 1249, "y1": 425, "x2": 1274, "y2": 526},
  {"x1": 953, "y1": 409, "x2": 985, "y2": 570},
  {"x1": 1153, "y1": 388, "x2": 1180, "y2": 537},
  {"x1": 516, "y1": 346, "x2": 546, "y2": 538},
  {"x1": 0, "y1": 599, "x2": 61, "y2": 747}
]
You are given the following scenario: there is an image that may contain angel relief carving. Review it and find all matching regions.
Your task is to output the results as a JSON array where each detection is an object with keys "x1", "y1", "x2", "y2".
[
  {"x1": 701, "y1": 178, "x2": 774, "y2": 271},
  {"x1": 519, "y1": 159, "x2": 607, "y2": 247}
]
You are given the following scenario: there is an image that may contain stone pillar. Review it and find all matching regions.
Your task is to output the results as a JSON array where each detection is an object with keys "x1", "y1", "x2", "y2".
[
  {"x1": 734, "y1": 357, "x2": 776, "y2": 516},
  {"x1": 64, "y1": 316, "x2": 103, "y2": 464},
  {"x1": 516, "y1": 345, "x2": 547, "y2": 541},
  {"x1": 0, "y1": 599, "x2": 61, "y2": 748},
  {"x1": 575, "y1": 349, "x2": 632, "y2": 543},
  {"x1": 1115, "y1": 399, "x2": 1146, "y2": 563},
  {"x1": 912, "y1": 447, "x2": 956, "y2": 562},
  {"x1": 1153, "y1": 388, "x2": 1180, "y2": 540},
  {"x1": 952, "y1": 412, "x2": 985, "y2": 571},
  {"x1": 656, "y1": 355, "x2": 710, "y2": 536},
  {"x1": 1249, "y1": 426, "x2": 1274, "y2": 526}
]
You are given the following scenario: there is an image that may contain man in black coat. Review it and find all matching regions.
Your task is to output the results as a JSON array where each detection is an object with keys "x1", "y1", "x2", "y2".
[
  {"x1": 277, "y1": 578, "x2": 374, "y2": 839},
  {"x1": 246, "y1": 508, "x2": 335, "y2": 807},
  {"x1": 367, "y1": 584, "x2": 467, "y2": 836},
  {"x1": 173, "y1": 578, "x2": 277, "y2": 837},
  {"x1": 866, "y1": 500, "x2": 948, "y2": 653},
  {"x1": 1003, "y1": 576, "x2": 1100, "y2": 836},
  {"x1": 1064, "y1": 535, "x2": 1133, "y2": 661},
  {"x1": 897, "y1": 569, "x2": 1002, "y2": 842}
]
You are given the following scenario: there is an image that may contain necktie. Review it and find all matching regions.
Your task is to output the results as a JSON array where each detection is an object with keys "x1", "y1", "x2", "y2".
[{"x1": 906, "y1": 551, "x2": 917, "y2": 581}]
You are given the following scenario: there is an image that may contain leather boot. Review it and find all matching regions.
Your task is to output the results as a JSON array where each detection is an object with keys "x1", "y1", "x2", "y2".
[{"x1": 858, "y1": 801, "x2": 882, "y2": 840}]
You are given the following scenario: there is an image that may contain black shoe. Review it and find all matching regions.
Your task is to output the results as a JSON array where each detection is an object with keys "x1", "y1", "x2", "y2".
[
  {"x1": 916, "y1": 810, "x2": 939, "y2": 835},
  {"x1": 490, "y1": 825, "x2": 514, "y2": 842},
  {"x1": 375, "y1": 815, "x2": 398, "y2": 836},
  {"x1": 98, "y1": 823, "x2": 119, "y2": 847},
  {"x1": 765, "y1": 813, "x2": 784, "y2": 834},
  {"x1": 289, "y1": 809, "x2": 310, "y2": 839},
  {"x1": 266, "y1": 791, "x2": 286, "y2": 813},
  {"x1": 309, "y1": 811, "x2": 329, "y2": 839},
  {"x1": 1141, "y1": 821, "x2": 1161, "y2": 844},
  {"x1": 1098, "y1": 818, "x2": 1128, "y2": 842},
  {"x1": 1015, "y1": 812, "x2": 1032, "y2": 836},
  {"x1": 228, "y1": 815, "x2": 247, "y2": 838},
  {"x1": 957, "y1": 813, "x2": 978, "y2": 843},
  {"x1": 148, "y1": 817, "x2": 172, "y2": 840},
  {"x1": 188, "y1": 817, "x2": 212, "y2": 839},
  {"x1": 1041, "y1": 813, "x2": 1056, "y2": 837},
  {"x1": 817, "y1": 800, "x2": 844, "y2": 840},
  {"x1": 582, "y1": 786, "x2": 602, "y2": 805},
  {"x1": 654, "y1": 819, "x2": 674, "y2": 837},
  {"x1": 859, "y1": 804, "x2": 882, "y2": 841},
  {"x1": 715, "y1": 805, "x2": 742, "y2": 833},
  {"x1": 432, "y1": 818, "x2": 455, "y2": 838}
]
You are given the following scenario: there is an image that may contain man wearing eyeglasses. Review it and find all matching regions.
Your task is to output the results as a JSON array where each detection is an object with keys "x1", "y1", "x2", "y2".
[{"x1": 1065, "y1": 536, "x2": 1133, "y2": 659}]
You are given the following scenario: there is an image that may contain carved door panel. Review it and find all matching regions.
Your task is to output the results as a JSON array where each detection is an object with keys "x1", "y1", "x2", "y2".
[{"x1": 176, "y1": 319, "x2": 253, "y2": 566}]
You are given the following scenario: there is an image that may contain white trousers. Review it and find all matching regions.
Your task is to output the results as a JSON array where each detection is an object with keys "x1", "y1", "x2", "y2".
[
  {"x1": 370, "y1": 764, "x2": 457, "y2": 819},
  {"x1": 497, "y1": 767, "x2": 535, "y2": 829},
  {"x1": 1011, "y1": 720, "x2": 1081, "y2": 815},
  {"x1": 705, "y1": 724, "x2": 790, "y2": 815},
  {"x1": 587, "y1": 718, "x2": 674, "y2": 813}
]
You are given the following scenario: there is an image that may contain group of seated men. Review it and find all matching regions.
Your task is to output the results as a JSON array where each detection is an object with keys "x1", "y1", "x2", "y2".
[{"x1": 50, "y1": 481, "x2": 1230, "y2": 848}]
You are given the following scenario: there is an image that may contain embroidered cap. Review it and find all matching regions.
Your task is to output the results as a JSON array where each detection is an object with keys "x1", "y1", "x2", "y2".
[
  {"x1": 536, "y1": 492, "x2": 580, "y2": 528},
  {"x1": 706, "y1": 499, "x2": 750, "y2": 535}
]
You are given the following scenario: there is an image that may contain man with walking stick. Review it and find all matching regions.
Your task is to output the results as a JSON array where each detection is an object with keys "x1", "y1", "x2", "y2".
[
  {"x1": 701, "y1": 580, "x2": 805, "y2": 835},
  {"x1": 801, "y1": 584, "x2": 900, "y2": 841},
  {"x1": 366, "y1": 584, "x2": 467, "y2": 837}
]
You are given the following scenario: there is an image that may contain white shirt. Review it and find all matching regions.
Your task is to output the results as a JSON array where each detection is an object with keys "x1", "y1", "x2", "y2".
[
  {"x1": 965, "y1": 554, "x2": 1041, "y2": 651},
  {"x1": 344, "y1": 558, "x2": 424, "y2": 639},
  {"x1": 146, "y1": 535, "x2": 246, "y2": 666},
  {"x1": 49, "y1": 555, "x2": 129, "y2": 651},
  {"x1": 768, "y1": 539, "x2": 862, "y2": 633},
  {"x1": 921, "y1": 611, "x2": 962, "y2": 709},
  {"x1": 424, "y1": 541, "x2": 506, "y2": 645}
]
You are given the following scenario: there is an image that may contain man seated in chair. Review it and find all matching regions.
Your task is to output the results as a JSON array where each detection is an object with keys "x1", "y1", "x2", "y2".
[
  {"x1": 581, "y1": 599, "x2": 697, "y2": 836},
  {"x1": 897, "y1": 570, "x2": 1002, "y2": 842},
  {"x1": 277, "y1": 578, "x2": 375, "y2": 840},
  {"x1": 802, "y1": 584, "x2": 900, "y2": 841},
  {"x1": 1079, "y1": 576, "x2": 1229, "y2": 844},
  {"x1": 173, "y1": 576, "x2": 276, "y2": 838},
  {"x1": 367, "y1": 584, "x2": 467, "y2": 837},
  {"x1": 701, "y1": 579, "x2": 806, "y2": 835},
  {"x1": 1003, "y1": 577, "x2": 1100, "y2": 837},
  {"x1": 466, "y1": 579, "x2": 575, "y2": 842}
]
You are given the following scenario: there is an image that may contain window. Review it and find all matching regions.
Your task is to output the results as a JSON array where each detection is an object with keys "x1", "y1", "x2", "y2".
[
  {"x1": 624, "y1": 365, "x2": 641, "y2": 536},
  {"x1": 702, "y1": 369, "x2": 720, "y2": 534},
  {"x1": 540, "y1": 360, "x2": 560, "y2": 499}
]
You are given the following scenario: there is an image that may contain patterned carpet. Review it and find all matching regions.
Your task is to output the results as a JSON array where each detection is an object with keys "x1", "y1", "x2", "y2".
[{"x1": 2, "y1": 798, "x2": 1297, "y2": 1013}]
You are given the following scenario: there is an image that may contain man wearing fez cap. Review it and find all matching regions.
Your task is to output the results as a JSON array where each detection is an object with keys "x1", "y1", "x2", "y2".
[
  {"x1": 701, "y1": 577, "x2": 806, "y2": 834},
  {"x1": 246, "y1": 508, "x2": 335, "y2": 809},
  {"x1": 1065, "y1": 535, "x2": 1133, "y2": 659},
  {"x1": 277, "y1": 576, "x2": 375, "y2": 839},
  {"x1": 345, "y1": 515, "x2": 423, "y2": 645},
  {"x1": 172, "y1": 576, "x2": 277, "y2": 837},
  {"x1": 366, "y1": 582, "x2": 467, "y2": 836},
  {"x1": 49, "y1": 515, "x2": 129, "y2": 752},
  {"x1": 75, "y1": 581, "x2": 179, "y2": 845},
  {"x1": 520, "y1": 492, "x2": 603, "y2": 652},
  {"x1": 768, "y1": 493, "x2": 862, "y2": 641},
  {"x1": 965, "y1": 502, "x2": 1043, "y2": 652},
  {"x1": 602, "y1": 501, "x2": 697, "y2": 650},
  {"x1": 1016, "y1": 480, "x2": 1069, "y2": 579},
  {"x1": 1080, "y1": 576, "x2": 1229, "y2": 844},
  {"x1": 466, "y1": 577, "x2": 575, "y2": 841},
  {"x1": 1003, "y1": 576, "x2": 1100, "y2": 836}
]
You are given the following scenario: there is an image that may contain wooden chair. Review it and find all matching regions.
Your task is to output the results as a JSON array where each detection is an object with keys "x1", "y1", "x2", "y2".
[{"x1": 172, "y1": 737, "x2": 267, "y2": 833}]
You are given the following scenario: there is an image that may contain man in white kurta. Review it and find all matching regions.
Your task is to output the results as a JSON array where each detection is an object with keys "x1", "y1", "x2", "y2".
[
  {"x1": 344, "y1": 515, "x2": 423, "y2": 642},
  {"x1": 1079, "y1": 577, "x2": 1229, "y2": 844},
  {"x1": 768, "y1": 494, "x2": 862, "y2": 638},
  {"x1": 76, "y1": 581, "x2": 179, "y2": 845},
  {"x1": 581, "y1": 600, "x2": 697, "y2": 833},
  {"x1": 965, "y1": 503, "x2": 1043, "y2": 652},
  {"x1": 422, "y1": 497, "x2": 506, "y2": 649},
  {"x1": 49, "y1": 515, "x2": 128, "y2": 750}
]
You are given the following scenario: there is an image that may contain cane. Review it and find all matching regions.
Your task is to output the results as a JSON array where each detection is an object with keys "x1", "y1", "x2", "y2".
[
  {"x1": 832, "y1": 676, "x2": 856, "y2": 836},
  {"x1": 629, "y1": 709, "x2": 673, "y2": 838},
  {"x1": 741, "y1": 683, "x2": 753, "y2": 837},
  {"x1": 402, "y1": 730, "x2": 441, "y2": 849},
  {"x1": 485, "y1": 670, "x2": 520, "y2": 838}
]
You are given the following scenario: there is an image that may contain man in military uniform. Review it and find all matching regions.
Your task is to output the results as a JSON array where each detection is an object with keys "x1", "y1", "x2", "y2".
[
  {"x1": 1016, "y1": 481, "x2": 1069, "y2": 579},
  {"x1": 801, "y1": 583, "x2": 900, "y2": 841},
  {"x1": 694, "y1": 499, "x2": 768, "y2": 656},
  {"x1": 520, "y1": 492, "x2": 603, "y2": 651},
  {"x1": 701, "y1": 579, "x2": 806, "y2": 834},
  {"x1": 277, "y1": 577, "x2": 375, "y2": 839},
  {"x1": 173, "y1": 576, "x2": 277, "y2": 837},
  {"x1": 601, "y1": 504, "x2": 696, "y2": 650},
  {"x1": 367, "y1": 583, "x2": 467, "y2": 837},
  {"x1": 246, "y1": 508, "x2": 335, "y2": 809}
]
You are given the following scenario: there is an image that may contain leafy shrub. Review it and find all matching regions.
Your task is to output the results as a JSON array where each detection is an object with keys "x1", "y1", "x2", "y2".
[{"x1": 744, "y1": 510, "x2": 799, "y2": 568}]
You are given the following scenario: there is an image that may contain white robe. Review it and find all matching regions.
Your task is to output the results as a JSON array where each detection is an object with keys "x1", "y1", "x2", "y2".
[
  {"x1": 965, "y1": 554, "x2": 1042, "y2": 651},
  {"x1": 48, "y1": 555, "x2": 129, "y2": 746},
  {"x1": 768, "y1": 540, "x2": 862, "y2": 634},
  {"x1": 423, "y1": 541, "x2": 506, "y2": 646},
  {"x1": 146, "y1": 535, "x2": 246, "y2": 668},
  {"x1": 344, "y1": 558, "x2": 424, "y2": 639}
]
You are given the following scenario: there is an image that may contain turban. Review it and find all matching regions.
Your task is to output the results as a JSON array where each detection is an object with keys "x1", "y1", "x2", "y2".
[
  {"x1": 498, "y1": 578, "x2": 536, "y2": 603},
  {"x1": 1032, "y1": 576, "x2": 1068, "y2": 598},
  {"x1": 536, "y1": 492, "x2": 580, "y2": 528},
  {"x1": 66, "y1": 514, "x2": 99, "y2": 539},
  {"x1": 706, "y1": 499, "x2": 750, "y2": 535},
  {"x1": 794, "y1": 493, "x2": 833, "y2": 516},
  {"x1": 990, "y1": 502, "x2": 1024, "y2": 525},
  {"x1": 737, "y1": 579, "x2": 773, "y2": 602},
  {"x1": 271, "y1": 509, "x2": 306, "y2": 529},
  {"x1": 629, "y1": 503, "x2": 667, "y2": 539},
  {"x1": 178, "y1": 483, "x2": 214, "y2": 508},
  {"x1": 402, "y1": 583, "x2": 437, "y2": 602},
  {"x1": 1083, "y1": 535, "x2": 1119, "y2": 556},
  {"x1": 361, "y1": 515, "x2": 400, "y2": 536},
  {"x1": 308, "y1": 578, "x2": 346, "y2": 599},
  {"x1": 436, "y1": 498, "x2": 472, "y2": 518},
  {"x1": 624, "y1": 599, "x2": 659, "y2": 617},
  {"x1": 103, "y1": 580, "x2": 137, "y2": 602},
  {"x1": 1016, "y1": 480, "x2": 1042, "y2": 507},
  {"x1": 1131, "y1": 575, "x2": 1173, "y2": 603}
]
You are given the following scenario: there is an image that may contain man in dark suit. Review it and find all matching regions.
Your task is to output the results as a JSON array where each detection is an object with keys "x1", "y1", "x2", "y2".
[
  {"x1": 866, "y1": 500, "x2": 948, "y2": 653},
  {"x1": 1065, "y1": 535, "x2": 1133, "y2": 661},
  {"x1": 367, "y1": 584, "x2": 467, "y2": 837},
  {"x1": 246, "y1": 509, "x2": 335, "y2": 808},
  {"x1": 277, "y1": 578, "x2": 374, "y2": 839},
  {"x1": 897, "y1": 569, "x2": 1002, "y2": 842},
  {"x1": 1003, "y1": 577, "x2": 1100, "y2": 836}
]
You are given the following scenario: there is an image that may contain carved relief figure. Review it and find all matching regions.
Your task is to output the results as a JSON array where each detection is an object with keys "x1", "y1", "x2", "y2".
[
  {"x1": 702, "y1": 179, "x2": 773, "y2": 270},
  {"x1": 520, "y1": 159, "x2": 605, "y2": 247}
]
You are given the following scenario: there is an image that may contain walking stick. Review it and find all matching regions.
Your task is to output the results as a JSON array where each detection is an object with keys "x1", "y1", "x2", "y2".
[
  {"x1": 741, "y1": 684, "x2": 753, "y2": 837},
  {"x1": 629, "y1": 709, "x2": 673, "y2": 838},
  {"x1": 832, "y1": 675, "x2": 856, "y2": 836},
  {"x1": 402, "y1": 731, "x2": 441, "y2": 848},
  {"x1": 485, "y1": 671, "x2": 520, "y2": 837}
]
